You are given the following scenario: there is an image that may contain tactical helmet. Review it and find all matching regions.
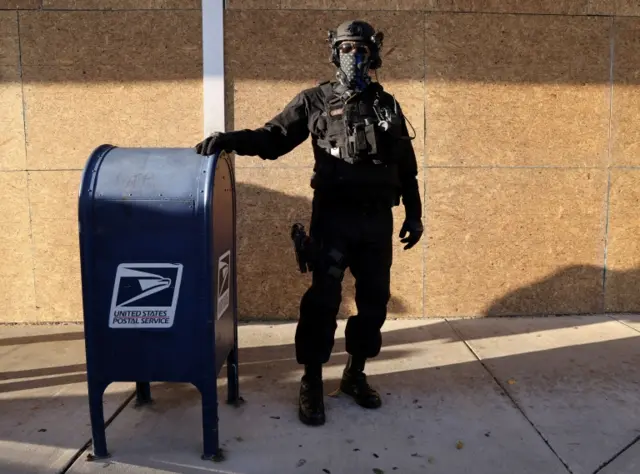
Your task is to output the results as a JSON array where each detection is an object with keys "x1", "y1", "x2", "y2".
[{"x1": 327, "y1": 20, "x2": 384, "y2": 70}]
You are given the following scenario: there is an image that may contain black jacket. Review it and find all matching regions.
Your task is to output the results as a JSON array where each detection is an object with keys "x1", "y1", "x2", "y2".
[{"x1": 223, "y1": 80, "x2": 422, "y2": 220}]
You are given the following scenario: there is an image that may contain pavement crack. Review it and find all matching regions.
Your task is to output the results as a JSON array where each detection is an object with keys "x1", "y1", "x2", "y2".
[
  {"x1": 445, "y1": 319, "x2": 574, "y2": 474},
  {"x1": 592, "y1": 433, "x2": 640, "y2": 474},
  {"x1": 606, "y1": 314, "x2": 640, "y2": 334},
  {"x1": 58, "y1": 388, "x2": 137, "y2": 474}
]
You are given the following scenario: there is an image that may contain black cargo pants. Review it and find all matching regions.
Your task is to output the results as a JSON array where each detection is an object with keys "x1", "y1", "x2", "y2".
[{"x1": 295, "y1": 195, "x2": 393, "y2": 365}]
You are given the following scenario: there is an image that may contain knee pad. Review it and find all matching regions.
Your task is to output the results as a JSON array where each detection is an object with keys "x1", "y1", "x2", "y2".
[{"x1": 345, "y1": 315, "x2": 383, "y2": 358}]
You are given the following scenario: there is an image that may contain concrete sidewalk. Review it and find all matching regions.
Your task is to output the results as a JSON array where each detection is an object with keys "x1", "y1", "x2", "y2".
[{"x1": 2, "y1": 316, "x2": 640, "y2": 474}]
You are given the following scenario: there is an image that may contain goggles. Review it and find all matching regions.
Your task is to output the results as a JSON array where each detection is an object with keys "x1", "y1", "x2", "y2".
[{"x1": 337, "y1": 41, "x2": 371, "y2": 56}]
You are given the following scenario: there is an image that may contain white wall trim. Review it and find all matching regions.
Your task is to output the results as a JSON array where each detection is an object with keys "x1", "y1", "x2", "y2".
[{"x1": 202, "y1": 0, "x2": 226, "y2": 136}]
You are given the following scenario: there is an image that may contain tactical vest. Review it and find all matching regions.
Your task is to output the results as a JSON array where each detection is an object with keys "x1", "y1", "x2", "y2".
[
  {"x1": 316, "y1": 81, "x2": 396, "y2": 166},
  {"x1": 309, "y1": 81, "x2": 404, "y2": 205}
]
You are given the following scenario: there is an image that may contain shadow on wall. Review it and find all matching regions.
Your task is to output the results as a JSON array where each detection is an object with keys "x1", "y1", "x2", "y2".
[
  {"x1": 235, "y1": 180, "x2": 413, "y2": 320},
  {"x1": 3, "y1": 10, "x2": 626, "y2": 85},
  {"x1": 482, "y1": 265, "x2": 604, "y2": 316},
  {"x1": 236, "y1": 181, "x2": 640, "y2": 319},
  {"x1": 482, "y1": 265, "x2": 640, "y2": 316},
  {"x1": 223, "y1": 10, "x2": 616, "y2": 84}
]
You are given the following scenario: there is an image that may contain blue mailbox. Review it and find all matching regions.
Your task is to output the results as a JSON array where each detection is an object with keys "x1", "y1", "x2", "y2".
[{"x1": 78, "y1": 145, "x2": 241, "y2": 461}]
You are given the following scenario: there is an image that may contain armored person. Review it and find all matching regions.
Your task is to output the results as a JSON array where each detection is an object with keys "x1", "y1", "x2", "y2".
[{"x1": 195, "y1": 20, "x2": 423, "y2": 426}]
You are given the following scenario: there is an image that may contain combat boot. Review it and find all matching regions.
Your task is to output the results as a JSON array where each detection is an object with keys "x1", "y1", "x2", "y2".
[
  {"x1": 340, "y1": 355, "x2": 382, "y2": 409},
  {"x1": 298, "y1": 365, "x2": 325, "y2": 426}
]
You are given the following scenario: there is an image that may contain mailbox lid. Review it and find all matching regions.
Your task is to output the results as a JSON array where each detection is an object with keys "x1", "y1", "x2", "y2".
[{"x1": 87, "y1": 147, "x2": 206, "y2": 201}]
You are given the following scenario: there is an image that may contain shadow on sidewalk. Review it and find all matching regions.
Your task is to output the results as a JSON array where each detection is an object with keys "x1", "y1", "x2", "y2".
[
  {"x1": 1, "y1": 315, "x2": 640, "y2": 474},
  {"x1": 0, "y1": 331, "x2": 84, "y2": 347},
  {"x1": 1, "y1": 183, "x2": 640, "y2": 473},
  {"x1": 1, "y1": 181, "x2": 639, "y2": 395}
]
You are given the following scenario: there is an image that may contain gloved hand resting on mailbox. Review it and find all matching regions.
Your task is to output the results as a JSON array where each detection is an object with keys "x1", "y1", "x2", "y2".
[{"x1": 195, "y1": 132, "x2": 235, "y2": 156}]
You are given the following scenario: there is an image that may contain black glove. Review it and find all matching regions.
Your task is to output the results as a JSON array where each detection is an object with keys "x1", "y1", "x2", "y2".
[
  {"x1": 194, "y1": 132, "x2": 232, "y2": 156},
  {"x1": 399, "y1": 218, "x2": 423, "y2": 250}
]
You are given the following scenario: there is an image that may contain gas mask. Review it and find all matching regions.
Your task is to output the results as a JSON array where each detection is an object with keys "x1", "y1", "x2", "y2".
[{"x1": 336, "y1": 41, "x2": 372, "y2": 92}]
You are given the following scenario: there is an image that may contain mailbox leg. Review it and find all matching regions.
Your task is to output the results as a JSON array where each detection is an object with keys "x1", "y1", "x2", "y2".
[
  {"x1": 198, "y1": 382, "x2": 222, "y2": 461},
  {"x1": 135, "y1": 382, "x2": 152, "y2": 407},
  {"x1": 87, "y1": 382, "x2": 109, "y2": 460}
]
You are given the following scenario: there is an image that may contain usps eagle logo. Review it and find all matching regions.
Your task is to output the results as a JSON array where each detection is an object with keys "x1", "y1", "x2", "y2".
[
  {"x1": 217, "y1": 251, "x2": 231, "y2": 320},
  {"x1": 109, "y1": 263, "x2": 183, "y2": 328}
]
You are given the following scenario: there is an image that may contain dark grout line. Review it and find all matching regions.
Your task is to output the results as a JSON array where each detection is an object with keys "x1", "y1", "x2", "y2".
[
  {"x1": 223, "y1": 7, "x2": 619, "y2": 18},
  {"x1": 7, "y1": 165, "x2": 640, "y2": 171},
  {"x1": 424, "y1": 164, "x2": 606, "y2": 169},
  {"x1": 445, "y1": 318, "x2": 574, "y2": 474},
  {"x1": 16, "y1": 11, "x2": 39, "y2": 324},
  {"x1": 29, "y1": 168, "x2": 84, "y2": 172},
  {"x1": 602, "y1": 169, "x2": 612, "y2": 310},
  {"x1": 592, "y1": 433, "x2": 640, "y2": 474},
  {"x1": 0, "y1": 168, "x2": 86, "y2": 172},
  {"x1": 236, "y1": 165, "x2": 605, "y2": 170},
  {"x1": 59, "y1": 388, "x2": 137, "y2": 474},
  {"x1": 602, "y1": 16, "x2": 615, "y2": 311},
  {"x1": 421, "y1": 12, "x2": 427, "y2": 319},
  {"x1": 607, "y1": 16, "x2": 616, "y2": 166},
  {"x1": 10, "y1": 8, "x2": 200, "y2": 12},
  {"x1": 606, "y1": 314, "x2": 640, "y2": 334},
  {"x1": 1, "y1": 166, "x2": 636, "y2": 171},
  {"x1": 7, "y1": 165, "x2": 635, "y2": 171},
  {"x1": 234, "y1": 164, "x2": 313, "y2": 168}
]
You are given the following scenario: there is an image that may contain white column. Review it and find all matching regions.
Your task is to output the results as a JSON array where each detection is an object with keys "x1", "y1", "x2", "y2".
[{"x1": 202, "y1": 0, "x2": 226, "y2": 136}]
